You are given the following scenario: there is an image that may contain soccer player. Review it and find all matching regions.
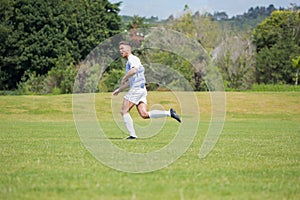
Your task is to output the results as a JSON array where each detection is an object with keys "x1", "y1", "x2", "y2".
[{"x1": 113, "y1": 41, "x2": 181, "y2": 139}]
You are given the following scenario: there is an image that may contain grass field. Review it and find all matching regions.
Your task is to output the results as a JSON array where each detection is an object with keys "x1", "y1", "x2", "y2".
[{"x1": 0, "y1": 92, "x2": 299, "y2": 199}]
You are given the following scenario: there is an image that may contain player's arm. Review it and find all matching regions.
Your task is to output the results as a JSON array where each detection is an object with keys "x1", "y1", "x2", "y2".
[
  {"x1": 121, "y1": 67, "x2": 137, "y2": 84},
  {"x1": 113, "y1": 80, "x2": 130, "y2": 96}
]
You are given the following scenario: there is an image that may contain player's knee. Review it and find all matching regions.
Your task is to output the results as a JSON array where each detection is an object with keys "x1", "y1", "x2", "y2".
[
  {"x1": 140, "y1": 111, "x2": 149, "y2": 119},
  {"x1": 120, "y1": 110, "x2": 127, "y2": 116}
]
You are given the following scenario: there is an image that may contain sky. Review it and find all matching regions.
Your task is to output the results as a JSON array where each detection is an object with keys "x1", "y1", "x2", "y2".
[{"x1": 109, "y1": 0, "x2": 298, "y2": 19}]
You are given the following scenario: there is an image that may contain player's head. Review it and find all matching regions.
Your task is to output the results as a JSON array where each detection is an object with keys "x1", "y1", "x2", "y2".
[{"x1": 119, "y1": 41, "x2": 131, "y2": 58}]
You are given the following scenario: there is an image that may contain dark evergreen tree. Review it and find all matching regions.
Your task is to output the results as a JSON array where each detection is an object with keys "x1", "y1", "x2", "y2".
[
  {"x1": 0, "y1": 0, "x2": 121, "y2": 90},
  {"x1": 253, "y1": 10, "x2": 300, "y2": 84}
]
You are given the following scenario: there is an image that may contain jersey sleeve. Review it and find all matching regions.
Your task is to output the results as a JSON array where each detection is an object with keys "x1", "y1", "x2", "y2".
[{"x1": 128, "y1": 55, "x2": 141, "y2": 70}]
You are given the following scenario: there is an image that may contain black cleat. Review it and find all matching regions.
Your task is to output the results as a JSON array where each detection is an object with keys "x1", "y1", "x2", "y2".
[
  {"x1": 170, "y1": 108, "x2": 181, "y2": 123},
  {"x1": 126, "y1": 136, "x2": 137, "y2": 140}
]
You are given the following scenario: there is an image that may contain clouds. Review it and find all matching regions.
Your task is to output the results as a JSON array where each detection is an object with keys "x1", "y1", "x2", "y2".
[{"x1": 109, "y1": 0, "x2": 295, "y2": 19}]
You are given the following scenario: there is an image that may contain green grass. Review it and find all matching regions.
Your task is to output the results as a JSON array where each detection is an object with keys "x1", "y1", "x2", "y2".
[{"x1": 0, "y1": 92, "x2": 299, "y2": 199}]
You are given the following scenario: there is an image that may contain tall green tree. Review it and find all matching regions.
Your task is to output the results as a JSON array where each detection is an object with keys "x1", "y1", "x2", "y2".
[
  {"x1": 0, "y1": 0, "x2": 121, "y2": 90},
  {"x1": 253, "y1": 10, "x2": 300, "y2": 84}
]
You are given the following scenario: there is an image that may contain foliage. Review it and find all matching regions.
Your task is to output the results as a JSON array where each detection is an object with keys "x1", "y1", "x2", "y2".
[
  {"x1": 167, "y1": 11, "x2": 221, "y2": 51},
  {"x1": 253, "y1": 10, "x2": 300, "y2": 84},
  {"x1": 17, "y1": 71, "x2": 46, "y2": 95},
  {"x1": 44, "y1": 64, "x2": 77, "y2": 94},
  {"x1": 2, "y1": 2, "x2": 300, "y2": 94},
  {"x1": 0, "y1": 0, "x2": 121, "y2": 90},
  {"x1": 126, "y1": 15, "x2": 148, "y2": 30},
  {"x1": 98, "y1": 48, "x2": 197, "y2": 92},
  {"x1": 97, "y1": 53, "x2": 124, "y2": 92},
  {"x1": 99, "y1": 68, "x2": 124, "y2": 92},
  {"x1": 16, "y1": 63, "x2": 77, "y2": 95},
  {"x1": 73, "y1": 63, "x2": 102, "y2": 93},
  {"x1": 221, "y1": 5, "x2": 277, "y2": 31},
  {"x1": 139, "y1": 49, "x2": 195, "y2": 90},
  {"x1": 121, "y1": 15, "x2": 159, "y2": 29},
  {"x1": 163, "y1": 11, "x2": 223, "y2": 91},
  {"x1": 250, "y1": 83, "x2": 300, "y2": 92},
  {"x1": 292, "y1": 56, "x2": 300, "y2": 85},
  {"x1": 213, "y1": 33, "x2": 256, "y2": 90}
]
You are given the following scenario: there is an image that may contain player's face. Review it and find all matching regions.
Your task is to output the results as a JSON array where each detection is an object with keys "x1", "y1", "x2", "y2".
[{"x1": 119, "y1": 44, "x2": 130, "y2": 58}]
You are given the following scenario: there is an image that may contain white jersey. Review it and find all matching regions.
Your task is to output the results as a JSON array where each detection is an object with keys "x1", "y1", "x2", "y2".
[{"x1": 126, "y1": 54, "x2": 146, "y2": 89}]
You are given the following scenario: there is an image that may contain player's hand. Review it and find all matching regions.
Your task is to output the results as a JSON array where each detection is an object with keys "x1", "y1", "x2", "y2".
[{"x1": 113, "y1": 88, "x2": 120, "y2": 96}]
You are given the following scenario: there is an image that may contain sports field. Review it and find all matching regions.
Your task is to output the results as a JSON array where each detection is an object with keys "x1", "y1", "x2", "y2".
[{"x1": 0, "y1": 92, "x2": 299, "y2": 199}]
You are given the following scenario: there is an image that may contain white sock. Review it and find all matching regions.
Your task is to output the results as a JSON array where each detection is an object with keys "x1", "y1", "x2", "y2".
[
  {"x1": 123, "y1": 113, "x2": 137, "y2": 137},
  {"x1": 148, "y1": 110, "x2": 170, "y2": 118}
]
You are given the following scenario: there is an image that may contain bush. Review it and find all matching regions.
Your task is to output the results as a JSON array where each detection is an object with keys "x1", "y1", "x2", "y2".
[
  {"x1": 17, "y1": 71, "x2": 46, "y2": 95},
  {"x1": 16, "y1": 64, "x2": 77, "y2": 95},
  {"x1": 99, "y1": 69, "x2": 124, "y2": 92},
  {"x1": 250, "y1": 84, "x2": 300, "y2": 92},
  {"x1": 44, "y1": 65, "x2": 77, "y2": 94}
]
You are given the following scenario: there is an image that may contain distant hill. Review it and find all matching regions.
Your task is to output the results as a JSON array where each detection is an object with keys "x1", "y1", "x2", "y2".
[
  {"x1": 121, "y1": 4, "x2": 299, "y2": 31},
  {"x1": 217, "y1": 4, "x2": 278, "y2": 31}
]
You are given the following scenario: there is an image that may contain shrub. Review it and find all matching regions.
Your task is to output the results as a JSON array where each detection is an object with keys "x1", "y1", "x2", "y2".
[{"x1": 251, "y1": 84, "x2": 300, "y2": 92}]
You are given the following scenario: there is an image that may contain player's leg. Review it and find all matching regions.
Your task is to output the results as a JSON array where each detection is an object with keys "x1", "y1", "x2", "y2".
[
  {"x1": 136, "y1": 101, "x2": 181, "y2": 123},
  {"x1": 136, "y1": 90, "x2": 170, "y2": 119},
  {"x1": 121, "y1": 98, "x2": 137, "y2": 139},
  {"x1": 136, "y1": 102, "x2": 150, "y2": 119}
]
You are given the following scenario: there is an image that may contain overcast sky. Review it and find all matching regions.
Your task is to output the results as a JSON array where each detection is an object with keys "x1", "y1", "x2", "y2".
[{"x1": 109, "y1": 0, "x2": 298, "y2": 19}]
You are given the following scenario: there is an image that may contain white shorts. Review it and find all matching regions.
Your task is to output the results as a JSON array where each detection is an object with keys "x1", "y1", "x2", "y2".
[{"x1": 124, "y1": 87, "x2": 147, "y2": 105}]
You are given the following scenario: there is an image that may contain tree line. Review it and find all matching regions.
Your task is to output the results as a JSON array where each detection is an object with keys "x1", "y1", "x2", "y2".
[
  {"x1": 0, "y1": 1, "x2": 299, "y2": 94},
  {"x1": 0, "y1": 0, "x2": 121, "y2": 93}
]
